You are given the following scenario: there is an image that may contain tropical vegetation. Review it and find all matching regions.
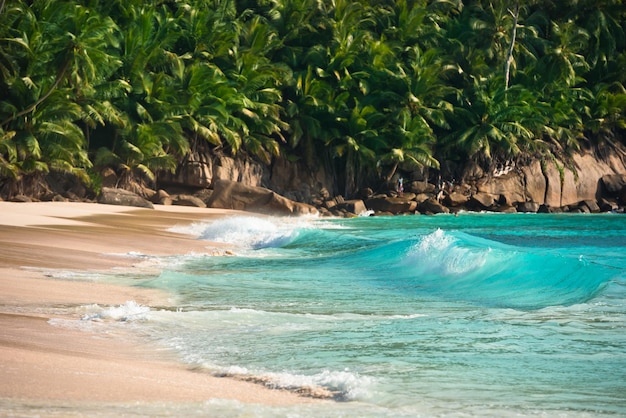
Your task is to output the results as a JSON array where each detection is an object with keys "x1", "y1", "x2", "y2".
[{"x1": 1, "y1": 0, "x2": 625, "y2": 197}]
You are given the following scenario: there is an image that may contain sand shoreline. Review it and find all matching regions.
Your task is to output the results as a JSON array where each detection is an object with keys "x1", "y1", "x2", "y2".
[{"x1": 0, "y1": 202, "x2": 320, "y2": 407}]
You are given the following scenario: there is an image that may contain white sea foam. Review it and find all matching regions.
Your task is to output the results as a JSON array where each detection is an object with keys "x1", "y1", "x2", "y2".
[
  {"x1": 227, "y1": 307, "x2": 425, "y2": 322},
  {"x1": 407, "y1": 228, "x2": 489, "y2": 276},
  {"x1": 19, "y1": 267, "x2": 110, "y2": 281},
  {"x1": 172, "y1": 216, "x2": 303, "y2": 249},
  {"x1": 80, "y1": 300, "x2": 151, "y2": 322},
  {"x1": 217, "y1": 365, "x2": 375, "y2": 400}
]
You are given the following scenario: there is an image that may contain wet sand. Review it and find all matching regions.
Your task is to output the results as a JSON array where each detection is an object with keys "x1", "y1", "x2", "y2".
[{"x1": 0, "y1": 202, "x2": 318, "y2": 407}]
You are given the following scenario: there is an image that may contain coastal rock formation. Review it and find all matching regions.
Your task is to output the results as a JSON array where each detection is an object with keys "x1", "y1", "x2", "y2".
[
  {"x1": 601, "y1": 174, "x2": 626, "y2": 205},
  {"x1": 365, "y1": 196, "x2": 417, "y2": 214},
  {"x1": 337, "y1": 199, "x2": 368, "y2": 216},
  {"x1": 171, "y1": 194, "x2": 207, "y2": 208},
  {"x1": 469, "y1": 192, "x2": 497, "y2": 210},
  {"x1": 207, "y1": 179, "x2": 318, "y2": 216},
  {"x1": 453, "y1": 147, "x2": 626, "y2": 213},
  {"x1": 8, "y1": 142, "x2": 624, "y2": 217},
  {"x1": 417, "y1": 198, "x2": 450, "y2": 214},
  {"x1": 182, "y1": 145, "x2": 625, "y2": 216},
  {"x1": 164, "y1": 150, "x2": 213, "y2": 188},
  {"x1": 444, "y1": 191, "x2": 469, "y2": 207},
  {"x1": 98, "y1": 187, "x2": 154, "y2": 209},
  {"x1": 145, "y1": 135, "x2": 622, "y2": 216},
  {"x1": 160, "y1": 150, "x2": 265, "y2": 189}
]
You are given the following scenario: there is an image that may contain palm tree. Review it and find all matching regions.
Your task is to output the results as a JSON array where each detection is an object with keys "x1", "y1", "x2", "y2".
[
  {"x1": 443, "y1": 76, "x2": 544, "y2": 163},
  {"x1": 228, "y1": 14, "x2": 289, "y2": 163},
  {"x1": 534, "y1": 19, "x2": 590, "y2": 88},
  {"x1": 585, "y1": 82, "x2": 626, "y2": 144},
  {"x1": 0, "y1": 1, "x2": 121, "y2": 192},
  {"x1": 175, "y1": 62, "x2": 241, "y2": 153},
  {"x1": 330, "y1": 99, "x2": 388, "y2": 195},
  {"x1": 0, "y1": 125, "x2": 18, "y2": 181},
  {"x1": 379, "y1": 106, "x2": 440, "y2": 183},
  {"x1": 90, "y1": 3, "x2": 191, "y2": 186}
]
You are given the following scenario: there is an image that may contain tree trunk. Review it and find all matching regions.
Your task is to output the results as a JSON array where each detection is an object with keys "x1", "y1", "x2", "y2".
[{"x1": 504, "y1": 1, "x2": 520, "y2": 90}]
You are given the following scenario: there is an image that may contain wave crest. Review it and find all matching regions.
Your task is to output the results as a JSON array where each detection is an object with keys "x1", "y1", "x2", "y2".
[
  {"x1": 400, "y1": 229, "x2": 611, "y2": 309},
  {"x1": 407, "y1": 228, "x2": 489, "y2": 276},
  {"x1": 175, "y1": 216, "x2": 302, "y2": 249}
]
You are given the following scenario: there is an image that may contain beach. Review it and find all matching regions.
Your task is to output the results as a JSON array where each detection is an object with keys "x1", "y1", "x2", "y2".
[
  {"x1": 2, "y1": 203, "x2": 625, "y2": 417},
  {"x1": 0, "y1": 202, "x2": 319, "y2": 408}
]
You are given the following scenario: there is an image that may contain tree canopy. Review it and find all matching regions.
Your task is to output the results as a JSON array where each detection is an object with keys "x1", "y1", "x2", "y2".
[{"x1": 1, "y1": 0, "x2": 625, "y2": 196}]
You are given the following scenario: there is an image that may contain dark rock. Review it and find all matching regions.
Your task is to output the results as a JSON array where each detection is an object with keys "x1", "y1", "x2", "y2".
[
  {"x1": 98, "y1": 187, "x2": 154, "y2": 208},
  {"x1": 601, "y1": 174, "x2": 626, "y2": 194},
  {"x1": 470, "y1": 192, "x2": 496, "y2": 209},
  {"x1": 494, "y1": 205, "x2": 517, "y2": 213},
  {"x1": 417, "y1": 198, "x2": 450, "y2": 214},
  {"x1": 150, "y1": 189, "x2": 171, "y2": 205},
  {"x1": 444, "y1": 192, "x2": 469, "y2": 207},
  {"x1": 517, "y1": 202, "x2": 540, "y2": 213},
  {"x1": 538, "y1": 204, "x2": 562, "y2": 213},
  {"x1": 408, "y1": 181, "x2": 435, "y2": 194},
  {"x1": 194, "y1": 188, "x2": 214, "y2": 204},
  {"x1": 10, "y1": 194, "x2": 32, "y2": 202},
  {"x1": 599, "y1": 198, "x2": 619, "y2": 212},
  {"x1": 338, "y1": 199, "x2": 367, "y2": 215},
  {"x1": 581, "y1": 199, "x2": 600, "y2": 213},
  {"x1": 365, "y1": 196, "x2": 417, "y2": 214},
  {"x1": 173, "y1": 194, "x2": 207, "y2": 208},
  {"x1": 207, "y1": 180, "x2": 318, "y2": 216}
]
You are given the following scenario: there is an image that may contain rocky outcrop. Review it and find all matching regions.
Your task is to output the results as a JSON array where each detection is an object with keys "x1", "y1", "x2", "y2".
[
  {"x1": 470, "y1": 192, "x2": 497, "y2": 210},
  {"x1": 172, "y1": 194, "x2": 207, "y2": 208},
  {"x1": 159, "y1": 151, "x2": 265, "y2": 189},
  {"x1": 601, "y1": 173, "x2": 626, "y2": 206},
  {"x1": 444, "y1": 191, "x2": 470, "y2": 207},
  {"x1": 337, "y1": 199, "x2": 368, "y2": 216},
  {"x1": 365, "y1": 195, "x2": 417, "y2": 214},
  {"x1": 95, "y1": 144, "x2": 626, "y2": 216},
  {"x1": 349, "y1": 146, "x2": 626, "y2": 215},
  {"x1": 601, "y1": 173, "x2": 626, "y2": 193},
  {"x1": 418, "y1": 198, "x2": 450, "y2": 214},
  {"x1": 98, "y1": 187, "x2": 154, "y2": 208},
  {"x1": 207, "y1": 179, "x2": 318, "y2": 216},
  {"x1": 457, "y1": 147, "x2": 626, "y2": 213}
]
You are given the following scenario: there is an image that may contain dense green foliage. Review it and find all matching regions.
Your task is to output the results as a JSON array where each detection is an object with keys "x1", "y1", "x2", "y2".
[{"x1": 1, "y1": 0, "x2": 625, "y2": 195}]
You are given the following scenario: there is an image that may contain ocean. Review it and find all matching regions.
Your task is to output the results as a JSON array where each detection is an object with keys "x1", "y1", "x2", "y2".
[{"x1": 37, "y1": 213, "x2": 626, "y2": 416}]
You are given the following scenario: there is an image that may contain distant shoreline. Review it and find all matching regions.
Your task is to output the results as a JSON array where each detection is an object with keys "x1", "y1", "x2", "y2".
[{"x1": 0, "y1": 202, "x2": 323, "y2": 408}]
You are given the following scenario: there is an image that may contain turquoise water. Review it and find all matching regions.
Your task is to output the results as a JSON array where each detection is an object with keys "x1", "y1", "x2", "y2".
[{"x1": 54, "y1": 214, "x2": 626, "y2": 416}]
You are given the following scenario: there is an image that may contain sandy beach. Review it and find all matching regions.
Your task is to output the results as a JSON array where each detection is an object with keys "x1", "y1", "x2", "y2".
[{"x1": 0, "y1": 202, "x2": 319, "y2": 408}]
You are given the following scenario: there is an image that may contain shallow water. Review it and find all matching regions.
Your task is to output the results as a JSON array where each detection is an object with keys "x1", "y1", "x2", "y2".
[{"x1": 38, "y1": 213, "x2": 626, "y2": 416}]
